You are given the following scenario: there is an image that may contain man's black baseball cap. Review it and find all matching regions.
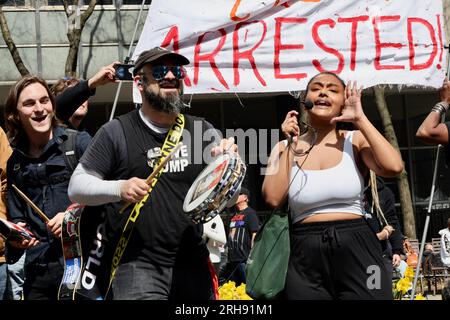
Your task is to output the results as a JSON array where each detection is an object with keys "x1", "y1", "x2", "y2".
[
  {"x1": 133, "y1": 47, "x2": 190, "y2": 76},
  {"x1": 240, "y1": 187, "x2": 250, "y2": 197}
]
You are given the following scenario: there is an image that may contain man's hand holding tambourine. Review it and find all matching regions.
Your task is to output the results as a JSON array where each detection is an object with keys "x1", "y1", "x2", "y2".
[{"x1": 211, "y1": 137, "x2": 238, "y2": 157}]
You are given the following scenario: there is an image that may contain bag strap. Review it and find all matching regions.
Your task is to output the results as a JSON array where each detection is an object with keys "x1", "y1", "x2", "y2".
[
  {"x1": 255, "y1": 206, "x2": 289, "y2": 242},
  {"x1": 60, "y1": 128, "x2": 79, "y2": 173},
  {"x1": 369, "y1": 170, "x2": 389, "y2": 226},
  {"x1": 105, "y1": 113, "x2": 185, "y2": 297}
]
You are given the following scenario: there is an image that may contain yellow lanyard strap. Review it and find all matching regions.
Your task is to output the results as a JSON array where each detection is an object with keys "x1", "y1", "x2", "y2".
[{"x1": 107, "y1": 114, "x2": 185, "y2": 296}]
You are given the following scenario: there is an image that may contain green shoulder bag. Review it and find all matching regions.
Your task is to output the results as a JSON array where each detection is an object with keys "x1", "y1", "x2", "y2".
[{"x1": 245, "y1": 210, "x2": 290, "y2": 300}]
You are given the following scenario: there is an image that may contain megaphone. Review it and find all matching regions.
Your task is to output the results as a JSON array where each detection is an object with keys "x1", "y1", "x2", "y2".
[
  {"x1": 203, "y1": 214, "x2": 227, "y2": 263},
  {"x1": 202, "y1": 214, "x2": 226, "y2": 244}
]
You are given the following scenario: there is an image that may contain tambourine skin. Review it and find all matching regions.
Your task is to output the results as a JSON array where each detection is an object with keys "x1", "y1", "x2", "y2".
[{"x1": 183, "y1": 153, "x2": 246, "y2": 223}]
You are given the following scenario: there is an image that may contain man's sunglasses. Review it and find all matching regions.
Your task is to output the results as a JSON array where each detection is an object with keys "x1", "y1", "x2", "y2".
[{"x1": 152, "y1": 65, "x2": 185, "y2": 81}]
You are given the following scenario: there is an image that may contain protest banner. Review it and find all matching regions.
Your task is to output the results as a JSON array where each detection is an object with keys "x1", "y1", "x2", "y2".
[{"x1": 132, "y1": 0, "x2": 446, "y2": 98}]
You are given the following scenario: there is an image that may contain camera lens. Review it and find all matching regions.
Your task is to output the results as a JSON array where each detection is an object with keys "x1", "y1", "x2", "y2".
[{"x1": 117, "y1": 67, "x2": 124, "y2": 78}]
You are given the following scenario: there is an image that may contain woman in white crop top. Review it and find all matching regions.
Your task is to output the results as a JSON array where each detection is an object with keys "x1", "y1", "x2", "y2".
[{"x1": 262, "y1": 72, "x2": 403, "y2": 300}]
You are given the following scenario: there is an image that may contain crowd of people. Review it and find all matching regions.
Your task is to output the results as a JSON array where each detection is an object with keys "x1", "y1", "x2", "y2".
[{"x1": 0, "y1": 46, "x2": 449, "y2": 300}]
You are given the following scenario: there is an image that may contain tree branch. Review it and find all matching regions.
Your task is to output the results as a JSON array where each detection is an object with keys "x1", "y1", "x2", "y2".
[
  {"x1": 80, "y1": 0, "x2": 97, "y2": 27},
  {"x1": 62, "y1": 0, "x2": 69, "y2": 16},
  {"x1": 0, "y1": 7, "x2": 29, "y2": 76},
  {"x1": 64, "y1": 0, "x2": 97, "y2": 76}
]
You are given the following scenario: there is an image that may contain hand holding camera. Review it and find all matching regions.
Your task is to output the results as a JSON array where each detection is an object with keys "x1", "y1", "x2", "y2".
[
  {"x1": 114, "y1": 62, "x2": 135, "y2": 81},
  {"x1": 87, "y1": 62, "x2": 119, "y2": 89}
]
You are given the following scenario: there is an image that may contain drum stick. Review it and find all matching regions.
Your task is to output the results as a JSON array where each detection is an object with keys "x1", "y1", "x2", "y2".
[
  {"x1": 119, "y1": 142, "x2": 183, "y2": 214},
  {"x1": 11, "y1": 184, "x2": 50, "y2": 223}
]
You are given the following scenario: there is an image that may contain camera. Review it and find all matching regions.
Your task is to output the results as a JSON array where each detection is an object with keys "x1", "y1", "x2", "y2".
[{"x1": 114, "y1": 63, "x2": 134, "y2": 81}]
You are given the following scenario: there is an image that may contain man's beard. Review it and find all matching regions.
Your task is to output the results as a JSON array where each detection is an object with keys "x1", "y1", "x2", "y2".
[{"x1": 143, "y1": 85, "x2": 184, "y2": 114}]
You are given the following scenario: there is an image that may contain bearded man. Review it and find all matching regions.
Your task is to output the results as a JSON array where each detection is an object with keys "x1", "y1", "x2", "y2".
[{"x1": 68, "y1": 47, "x2": 238, "y2": 300}]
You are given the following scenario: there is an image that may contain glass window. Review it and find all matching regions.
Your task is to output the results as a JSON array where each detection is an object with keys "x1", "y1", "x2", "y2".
[
  {"x1": 410, "y1": 147, "x2": 450, "y2": 203},
  {"x1": 45, "y1": 0, "x2": 114, "y2": 5},
  {"x1": 414, "y1": 204, "x2": 450, "y2": 241},
  {"x1": 122, "y1": 0, "x2": 146, "y2": 4},
  {"x1": 0, "y1": 0, "x2": 25, "y2": 5}
]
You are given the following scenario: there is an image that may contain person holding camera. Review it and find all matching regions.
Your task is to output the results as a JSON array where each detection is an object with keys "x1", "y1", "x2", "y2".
[
  {"x1": 52, "y1": 62, "x2": 118, "y2": 131},
  {"x1": 68, "y1": 47, "x2": 238, "y2": 300}
]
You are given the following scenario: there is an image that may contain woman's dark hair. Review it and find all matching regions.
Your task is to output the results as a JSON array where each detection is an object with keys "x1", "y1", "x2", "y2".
[
  {"x1": 305, "y1": 71, "x2": 346, "y2": 93},
  {"x1": 4, "y1": 75, "x2": 59, "y2": 145},
  {"x1": 302, "y1": 72, "x2": 354, "y2": 131}
]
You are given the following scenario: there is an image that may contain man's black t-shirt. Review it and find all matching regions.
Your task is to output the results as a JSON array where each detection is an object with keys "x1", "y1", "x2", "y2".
[
  {"x1": 80, "y1": 109, "x2": 221, "y2": 267},
  {"x1": 227, "y1": 207, "x2": 260, "y2": 263}
]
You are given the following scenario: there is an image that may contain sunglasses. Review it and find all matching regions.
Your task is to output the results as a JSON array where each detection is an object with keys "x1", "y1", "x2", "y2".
[{"x1": 151, "y1": 65, "x2": 185, "y2": 81}]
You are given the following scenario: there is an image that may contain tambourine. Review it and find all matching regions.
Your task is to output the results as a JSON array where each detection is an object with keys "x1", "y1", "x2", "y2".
[{"x1": 183, "y1": 153, "x2": 246, "y2": 223}]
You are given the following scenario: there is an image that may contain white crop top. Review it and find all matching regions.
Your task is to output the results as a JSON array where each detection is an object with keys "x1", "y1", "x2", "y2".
[{"x1": 288, "y1": 131, "x2": 365, "y2": 224}]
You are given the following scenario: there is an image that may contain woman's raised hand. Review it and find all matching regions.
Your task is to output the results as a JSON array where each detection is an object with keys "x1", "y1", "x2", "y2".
[{"x1": 331, "y1": 80, "x2": 365, "y2": 125}]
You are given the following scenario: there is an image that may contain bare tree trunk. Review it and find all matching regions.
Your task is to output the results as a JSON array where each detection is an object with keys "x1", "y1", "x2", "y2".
[
  {"x1": 66, "y1": 29, "x2": 82, "y2": 77},
  {"x1": 0, "y1": 7, "x2": 29, "y2": 76},
  {"x1": 63, "y1": 0, "x2": 97, "y2": 77},
  {"x1": 373, "y1": 85, "x2": 417, "y2": 238}
]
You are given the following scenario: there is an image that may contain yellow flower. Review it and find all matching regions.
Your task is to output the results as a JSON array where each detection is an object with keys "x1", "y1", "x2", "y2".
[
  {"x1": 235, "y1": 283, "x2": 252, "y2": 300},
  {"x1": 414, "y1": 294, "x2": 426, "y2": 300},
  {"x1": 218, "y1": 281, "x2": 253, "y2": 300},
  {"x1": 404, "y1": 267, "x2": 414, "y2": 280},
  {"x1": 392, "y1": 266, "x2": 420, "y2": 300},
  {"x1": 396, "y1": 278, "x2": 411, "y2": 295}
]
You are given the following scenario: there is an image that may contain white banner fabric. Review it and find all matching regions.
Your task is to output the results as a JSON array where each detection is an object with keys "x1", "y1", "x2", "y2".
[{"x1": 132, "y1": 0, "x2": 447, "y2": 96}]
